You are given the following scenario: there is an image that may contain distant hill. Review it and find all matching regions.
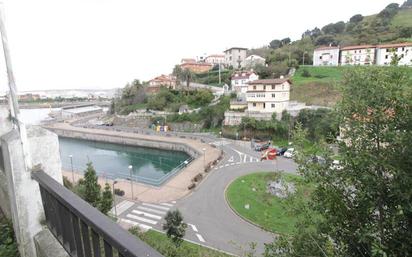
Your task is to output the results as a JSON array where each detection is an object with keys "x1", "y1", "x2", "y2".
[{"x1": 249, "y1": 2, "x2": 412, "y2": 71}]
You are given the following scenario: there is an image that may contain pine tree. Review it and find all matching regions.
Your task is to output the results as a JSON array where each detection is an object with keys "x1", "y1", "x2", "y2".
[
  {"x1": 162, "y1": 210, "x2": 187, "y2": 247},
  {"x1": 99, "y1": 183, "x2": 113, "y2": 215},
  {"x1": 83, "y1": 162, "x2": 101, "y2": 207}
]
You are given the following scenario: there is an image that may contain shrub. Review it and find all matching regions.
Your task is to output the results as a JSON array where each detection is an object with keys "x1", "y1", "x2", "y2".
[
  {"x1": 114, "y1": 188, "x2": 125, "y2": 196},
  {"x1": 0, "y1": 218, "x2": 20, "y2": 257},
  {"x1": 301, "y1": 69, "x2": 311, "y2": 78},
  {"x1": 63, "y1": 176, "x2": 73, "y2": 189}
]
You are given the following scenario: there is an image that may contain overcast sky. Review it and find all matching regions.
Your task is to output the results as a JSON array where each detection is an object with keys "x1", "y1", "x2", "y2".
[{"x1": 0, "y1": 0, "x2": 405, "y2": 92}]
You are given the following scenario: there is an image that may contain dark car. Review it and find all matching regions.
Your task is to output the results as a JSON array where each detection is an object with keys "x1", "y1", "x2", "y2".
[
  {"x1": 275, "y1": 147, "x2": 288, "y2": 156},
  {"x1": 254, "y1": 142, "x2": 271, "y2": 151}
]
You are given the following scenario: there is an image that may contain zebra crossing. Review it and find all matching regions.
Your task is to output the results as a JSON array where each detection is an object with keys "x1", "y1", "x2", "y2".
[{"x1": 114, "y1": 200, "x2": 176, "y2": 231}]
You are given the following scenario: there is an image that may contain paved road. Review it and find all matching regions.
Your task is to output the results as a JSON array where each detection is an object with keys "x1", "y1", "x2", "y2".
[{"x1": 111, "y1": 135, "x2": 297, "y2": 256}]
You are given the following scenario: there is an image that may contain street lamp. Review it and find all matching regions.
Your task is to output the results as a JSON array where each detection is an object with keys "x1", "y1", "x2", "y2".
[
  {"x1": 219, "y1": 131, "x2": 222, "y2": 138},
  {"x1": 69, "y1": 155, "x2": 74, "y2": 183},
  {"x1": 202, "y1": 148, "x2": 206, "y2": 168},
  {"x1": 129, "y1": 165, "x2": 134, "y2": 200},
  {"x1": 112, "y1": 180, "x2": 118, "y2": 219}
]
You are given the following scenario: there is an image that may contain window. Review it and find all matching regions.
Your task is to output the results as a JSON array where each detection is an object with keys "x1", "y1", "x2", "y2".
[
  {"x1": 272, "y1": 93, "x2": 276, "y2": 98},
  {"x1": 402, "y1": 47, "x2": 405, "y2": 51},
  {"x1": 263, "y1": 103, "x2": 266, "y2": 108},
  {"x1": 271, "y1": 103, "x2": 275, "y2": 108},
  {"x1": 320, "y1": 56, "x2": 322, "y2": 59},
  {"x1": 253, "y1": 103, "x2": 256, "y2": 107},
  {"x1": 282, "y1": 85, "x2": 285, "y2": 90},
  {"x1": 253, "y1": 86, "x2": 256, "y2": 90},
  {"x1": 385, "y1": 55, "x2": 388, "y2": 59},
  {"x1": 238, "y1": 49, "x2": 241, "y2": 53},
  {"x1": 272, "y1": 85, "x2": 275, "y2": 90}
]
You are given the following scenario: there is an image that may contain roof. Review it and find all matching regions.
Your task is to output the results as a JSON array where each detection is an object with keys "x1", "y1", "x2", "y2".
[
  {"x1": 206, "y1": 54, "x2": 224, "y2": 58},
  {"x1": 231, "y1": 71, "x2": 257, "y2": 80},
  {"x1": 376, "y1": 42, "x2": 412, "y2": 48},
  {"x1": 181, "y1": 58, "x2": 196, "y2": 63},
  {"x1": 63, "y1": 106, "x2": 102, "y2": 114},
  {"x1": 248, "y1": 78, "x2": 291, "y2": 85},
  {"x1": 150, "y1": 74, "x2": 175, "y2": 82},
  {"x1": 341, "y1": 45, "x2": 375, "y2": 51},
  {"x1": 245, "y1": 55, "x2": 265, "y2": 60},
  {"x1": 180, "y1": 62, "x2": 212, "y2": 67},
  {"x1": 224, "y1": 47, "x2": 248, "y2": 52},
  {"x1": 315, "y1": 46, "x2": 340, "y2": 51}
]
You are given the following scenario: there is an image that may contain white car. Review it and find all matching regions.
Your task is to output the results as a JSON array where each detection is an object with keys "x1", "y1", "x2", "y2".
[{"x1": 283, "y1": 148, "x2": 295, "y2": 158}]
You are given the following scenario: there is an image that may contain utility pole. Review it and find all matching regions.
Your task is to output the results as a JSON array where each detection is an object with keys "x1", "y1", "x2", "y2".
[
  {"x1": 218, "y1": 59, "x2": 221, "y2": 85},
  {"x1": 302, "y1": 51, "x2": 305, "y2": 66},
  {"x1": 0, "y1": 5, "x2": 32, "y2": 169}
]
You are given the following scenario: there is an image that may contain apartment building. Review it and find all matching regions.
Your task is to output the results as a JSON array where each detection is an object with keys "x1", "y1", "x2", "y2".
[
  {"x1": 224, "y1": 47, "x2": 248, "y2": 68},
  {"x1": 376, "y1": 42, "x2": 412, "y2": 66},
  {"x1": 313, "y1": 46, "x2": 340, "y2": 66},
  {"x1": 246, "y1": 78, "x2": 291, "y2": 113},
  {"x1": 340, "y1": 45, "x2": 376, "y2": 65},
  {"x1": 231, "y1": 71, "x2": 259, "y2": 95},
  {"x1": 205, "y1": 54, "x2": 225, "y2": 65}
]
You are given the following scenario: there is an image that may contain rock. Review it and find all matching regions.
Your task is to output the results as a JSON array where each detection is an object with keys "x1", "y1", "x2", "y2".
[
  {"x1": 244, "y1": 204, "x2": 250, "y2": 210},
  {"x1": 267, "y1": 179, "x2": 296, "y2": 199}
]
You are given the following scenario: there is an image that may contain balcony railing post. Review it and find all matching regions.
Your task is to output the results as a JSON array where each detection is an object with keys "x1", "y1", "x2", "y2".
[{"x1": 32, "y1": 170, "x2": 164, "y2": 257}]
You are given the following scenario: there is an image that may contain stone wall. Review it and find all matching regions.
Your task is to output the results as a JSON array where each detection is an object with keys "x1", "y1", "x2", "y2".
[{"x1": 49, "y1": 127, "x2": 200, "y2": 158}]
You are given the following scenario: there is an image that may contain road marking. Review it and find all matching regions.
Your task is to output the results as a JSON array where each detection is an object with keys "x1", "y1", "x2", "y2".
[
  {"x1": 160, "y1": 203, "x2": 174, "y2": 207},
  {"x1": 136, "y1": 206, "x2": 167, "y2": 215},
  {"x1": 196, "y1": 233, "x2": 205, "y2": 242},
  {"x1": 225, "y1": 164, "x2": 229, "y2": 167},
  {"x1": 171, "y1": 201, "x2": 176, "y2": 204},
  {"x1": 188, "y1": 223, "x2": 198, "y2": 232},
  {"x1": 219, "y1": 165, "x2": 224, "y2": 168},
  {"x1": 119, "y1": 218, "x2": 152, "y2": 231},
  {"x1": 243, "y1": 154, "x2": 247, "y2": 163},
  {"x1": 126, "y1": 214, "x2": 158, "y2": 225},
  {"x1": 249, "y1": 156, "x2": 253, "y2": 162},
  {"x1": 236, "y1": 162, "x2": 241, "y2": 165},
  {"x1": 131, "y1": 210, "x2": 162, "y2": 220},
  {"x1": 142, "y1": 203, "x2": 170, "y2": 211},
  {"x1": 228, "y1": 156, "x2": 234, "y2": 162},
  {"x1": 110, "y1": 200, "x2": 134, "y2": 216},
  {"x1": 230, "y1": 163, "x2": 235, "y2": 166}
]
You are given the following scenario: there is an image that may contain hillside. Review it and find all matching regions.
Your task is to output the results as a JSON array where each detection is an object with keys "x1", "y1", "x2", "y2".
[{"x1": 290, "y1": 66, "x2": 412, "y2": 106}]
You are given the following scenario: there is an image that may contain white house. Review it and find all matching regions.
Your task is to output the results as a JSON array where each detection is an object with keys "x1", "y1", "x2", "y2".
[
  {"x1": 340, "y1": 45, "x2": 376, "y2": 65},
  {"x1": 376, "y1": 42, "x2": 412, "y2": 66},
  {"x1": 246, "y1": 78, "x2": 291, "y2": 114},
  {"x1": 224, "y1": 47, "x2": 248, "y2": 68},
  {"x1": 313, "y1": 46, "x2": 340, "y2": 66},
  {"x1": 231, "y1": 71, "x2": 258, "y2": 95},
  {"x1": 205, "y1": 54, "x2": 225, "y2": 65},
  {"x1": 242, "y1": 55, "x2": 266, "y2": 67}
]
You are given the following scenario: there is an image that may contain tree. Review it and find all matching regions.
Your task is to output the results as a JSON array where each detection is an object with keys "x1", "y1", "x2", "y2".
[
  {"x1": 402, "y1": 0, "x2": 412, "y2": 8},
  {"x1": 349, "y1": 14, "x2": 364, "y2": 23},
  {"x1": 271, "y1": 67, "x2": 412, "y2": 256},
  {"x1": 181, "y1": 68, "x2": 194, "y2": 88},
  {"x1": 172, "y1": 65, "x2": 183, "y2": 86},
  {"x1": 269, "y1": 39, "x2": 282, "y2": 49},
  {"x1": 81, "y1": 162, "x2": 101, "y2": 207},
  {"x1": 98, "y1": 183, "x2": 113, "y2": 215},
  {"x1": 162, "y1": 210, "x2": 187, "y2": 247},
  {"x1": 281, "y1": 37, "x2": 291, "y2": 46}
]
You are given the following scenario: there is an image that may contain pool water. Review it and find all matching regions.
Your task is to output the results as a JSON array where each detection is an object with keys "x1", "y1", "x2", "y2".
[{"x1": 59, "y1": 137, "x2": 191, "y2": 186}]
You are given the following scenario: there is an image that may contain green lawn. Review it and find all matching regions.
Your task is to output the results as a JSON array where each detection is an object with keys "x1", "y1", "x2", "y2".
[
  {"x1": 226, "y1": 172, "x2": 311, "y2": 235},
  {"x1": 391, "y1": 8, "x2": 412, "y2": 28},
  {"x1": 292, "y1": 66, "x2": 346, "y2": 86},
  {"x1": 129, "y1": 229, "x2": 232, "y2": 257}
]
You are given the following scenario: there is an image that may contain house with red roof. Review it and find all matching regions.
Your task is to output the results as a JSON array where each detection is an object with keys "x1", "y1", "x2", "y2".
[
  {"x1": 340, "y1": 45, "x2": 376, "y2": 65},
  {"x1": 231, "y1": 71, "x2": 258, "y2": 95},
  {"x1": 376, "y1": 42, "x2": 412, "y2": 66}
]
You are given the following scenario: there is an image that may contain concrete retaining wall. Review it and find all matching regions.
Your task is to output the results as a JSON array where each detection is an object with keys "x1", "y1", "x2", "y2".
[{"x1": 48, "y1": 127, "x2": 200, "y2": 158}]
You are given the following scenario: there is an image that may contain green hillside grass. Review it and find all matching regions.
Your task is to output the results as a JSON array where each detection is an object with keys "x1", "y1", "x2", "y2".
[
  {"x1": 291, "y1": 66, "x2": 412, "y2": 106},
  {"x1": 392, "y1": 8, "x2": 412, "y2": 27}
]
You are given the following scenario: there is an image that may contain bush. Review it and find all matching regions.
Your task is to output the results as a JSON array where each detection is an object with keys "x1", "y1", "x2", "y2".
[
  {"x1": 114, "y1": 188, "x2": 125, "y2": 196},
  {"x1": 0, "y1": 218, "x2": 20, "y2": 257},
  {"x1": 301, "y1": 69, "x2": 311, "y2": 78},
  {"x1": 63, "y1": 176, "x2": 73, "y2": 189}
]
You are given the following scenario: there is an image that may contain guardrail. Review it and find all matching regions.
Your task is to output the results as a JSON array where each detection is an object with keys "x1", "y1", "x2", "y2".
[{"x1": 32, "y1": 170, "x2": 163, "y2": 257}]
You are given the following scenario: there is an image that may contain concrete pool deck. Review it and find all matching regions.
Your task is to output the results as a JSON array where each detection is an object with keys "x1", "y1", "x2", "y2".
[{"x1": 46, "y1": 123, "x2": 222, "y2": 203}]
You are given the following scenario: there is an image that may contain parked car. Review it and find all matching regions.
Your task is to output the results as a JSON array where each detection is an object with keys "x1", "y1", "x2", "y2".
[
  {"x1": 275, "y1": 147, "x2": 288, "y2": 156},
  {"x1": 283, "y1": 148, "x2": 295, "y2": 158},
  {"x1": 254, "y1": 142, "x2": 271, "y2": 151}
]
